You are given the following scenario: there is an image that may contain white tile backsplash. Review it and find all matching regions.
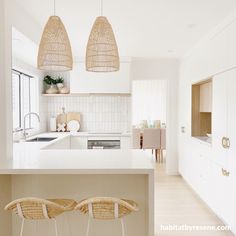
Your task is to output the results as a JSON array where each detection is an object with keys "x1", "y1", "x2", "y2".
[{"x1": 43, "y1": 95, "x2": 131, "y2": 132}]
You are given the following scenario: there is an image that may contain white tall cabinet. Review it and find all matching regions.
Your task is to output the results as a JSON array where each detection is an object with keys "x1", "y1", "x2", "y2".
[
  {"x1": 179, "y1": 68, "x2": 236, "y2": 235},
  {"x1": 213, "y1": 69, "x2": 236, "y2": 175}
]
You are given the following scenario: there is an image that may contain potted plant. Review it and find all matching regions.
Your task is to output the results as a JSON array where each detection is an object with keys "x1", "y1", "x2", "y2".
[
  {"x1": 43, "y1": 75, "x2": 58, "y2": 94},
  {"x1": 56, "y1": 76, "x2": 64, "y2": 89}
]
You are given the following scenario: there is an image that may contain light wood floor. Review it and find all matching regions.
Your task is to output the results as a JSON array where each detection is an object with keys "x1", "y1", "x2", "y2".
[{"x1": 155, "y1": 162, "x2": 234, "y2": 236}]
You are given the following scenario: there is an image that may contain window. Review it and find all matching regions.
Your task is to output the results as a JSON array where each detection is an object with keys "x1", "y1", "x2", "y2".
[
  {"x1": 12, "y1": 69, "x2": 39, "y2": 131},
  {"x1": 132, "y1": 80, "x2": 167, "y2": 126}
]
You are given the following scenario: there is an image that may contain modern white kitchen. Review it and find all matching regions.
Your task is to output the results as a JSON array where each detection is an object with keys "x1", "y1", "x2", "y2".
[{"x1": 1, "y1": 0, "x2": 236, "y2": 236}]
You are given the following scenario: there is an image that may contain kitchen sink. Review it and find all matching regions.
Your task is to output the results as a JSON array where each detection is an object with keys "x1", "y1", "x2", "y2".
[{"x1": 26, "y1": 137, "x2": 57, "y2": 142}]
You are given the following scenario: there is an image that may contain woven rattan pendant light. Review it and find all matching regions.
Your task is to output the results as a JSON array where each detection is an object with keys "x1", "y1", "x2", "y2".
[
  {"x1": 86, "y1": 0, "x2": 120, "y2": 72},
  {"x1": 37, "y1": 0, "x2": 73, "y2": 71}
]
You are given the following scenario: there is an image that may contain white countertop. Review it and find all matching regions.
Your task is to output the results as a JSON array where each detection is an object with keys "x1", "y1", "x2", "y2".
[
  {"x1": 60, "y1": 131, "x2": 131, "y2": 137},
  {"x1": 0, "y1": 132, "x2": 154, "y2": 174},
  {"x1": 193, "y1": 136, "x2": 212, "y2": 146}
]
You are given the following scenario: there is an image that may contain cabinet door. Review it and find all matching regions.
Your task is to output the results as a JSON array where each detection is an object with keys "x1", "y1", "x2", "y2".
[
  {"x1": 227, "y1": 70, "x2": 236, "y2": 175},
  {"x1": 212, "y1": 74, "x2": 228, "y2": 166},
  {"x1": 70, "y1": 62, "x2": 131, "y2": 94}
]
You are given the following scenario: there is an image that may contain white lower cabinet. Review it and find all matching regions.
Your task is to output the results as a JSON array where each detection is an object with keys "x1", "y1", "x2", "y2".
[
  {"x1": 70, "y1": 137, "x2": 88, "y2": 149},
  {"x1": 208, "y1": 162, "x2": 236, "y2": 233},
  {"x1": 181, "y1": 139, "x2": 236, "y2": 234},
  {"x1": 45, "y1": 137, "x2": 71, "y2": 149}
]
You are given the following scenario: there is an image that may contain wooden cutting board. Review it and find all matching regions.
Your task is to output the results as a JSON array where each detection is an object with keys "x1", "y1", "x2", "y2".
[
  {"x1": 56, "y1": 108, "x2": 67, "y2": 125},
  {"x1": 66, "y1": 112, "x2": 81, "y2": 123}
]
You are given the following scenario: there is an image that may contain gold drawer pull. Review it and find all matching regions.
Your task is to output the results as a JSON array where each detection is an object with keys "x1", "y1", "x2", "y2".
[
  {"x1": 227, "y1": 138, "x2": 230, "y2": 148},
  {"x1": 222, "y1": 137, "x2": 230, "y2": 149},
  {"x1": 221, "y1": 168, "x2": 230, "y2": 177}
]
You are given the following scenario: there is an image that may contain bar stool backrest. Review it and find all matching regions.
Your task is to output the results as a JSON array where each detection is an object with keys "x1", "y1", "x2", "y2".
[
  {"x1": 5, "y1": 197, "x2": 67, "y2": 220},
  {"x1": 75, "y1": 197, "x2": 139, "y2": 220}
]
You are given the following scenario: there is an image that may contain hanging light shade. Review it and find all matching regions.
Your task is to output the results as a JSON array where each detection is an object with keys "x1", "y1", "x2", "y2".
[
  {"x1": 37, "y1": 16, "x2": 73, "y2": 71},
  {"x1": 86, "y1": 16, "x2": 120, "y2": 72}
]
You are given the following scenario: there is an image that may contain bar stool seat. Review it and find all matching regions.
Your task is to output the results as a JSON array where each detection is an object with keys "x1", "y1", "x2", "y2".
[
  {"x1": 5, "y1": 197, "x2": 77, "y2": 235},
  {"x1": 75, "y1": 197, "x2": 139, "y2": 236}
]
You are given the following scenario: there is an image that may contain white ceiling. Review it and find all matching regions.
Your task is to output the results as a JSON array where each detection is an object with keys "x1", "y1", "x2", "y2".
[
  {"x1": 14, "y1": 0, "x2": 236, "y2": 58},
  {"x1": 12, "y1": 27, "x2": 38, "y2": 67}
]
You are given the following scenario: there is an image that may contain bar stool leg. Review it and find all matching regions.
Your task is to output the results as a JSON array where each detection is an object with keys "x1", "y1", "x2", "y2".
[
  {"x1": 20, "y1": 219, "x2": 25, "y2": 236},
  {"x1": 54, "y1": 219, "x2": 58, "y2": 236},
  {"x1": 86, "y1": 217, "x2": 92, "y2": 236},
  {"x1": 120, "y1": 218, "x2": 127, "y2": 236},
  {"x1": 35, "y1": 221, "x2": 38, "y2": 236},
  {"x1": 65, "y1": 214, "x2": 72, "y2": 236}
]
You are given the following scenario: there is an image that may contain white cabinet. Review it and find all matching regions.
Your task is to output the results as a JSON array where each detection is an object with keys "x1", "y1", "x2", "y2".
[
  {"x1": 120, "y1": 137, "x2": 131, "y2": 149},
  {"x1": 208, "y1": 162, "x2": 236, "y2": 233},
  {"x1": 70, "y1": 137, "x2": 87, "y2": 149},
  {"x1": 200, "y1": 81, "x2": 212, "y2": 112},
  {"x1": 212, "y1": 74, "x2": 228, "y2": 167},
  {"x1": 227, "y1": 74, "x2": 236, "y2": 175},
  {"x1": 213, "y1": 69, "x2": 236, "y2": 174},
  {"x1": 70, "y1": 61, "x2": 131, "y2": 94},
  {"x1": 45, "y1": 137, "x2": 70, "y2": 149},
  {"x1": 179, "y1": 68, "x2": 236, "y2": 235}
]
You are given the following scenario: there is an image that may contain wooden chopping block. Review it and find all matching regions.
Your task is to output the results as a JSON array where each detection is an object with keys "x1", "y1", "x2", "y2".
[
  {"x1": 66, "y1": 112, "x2": 81, "y2": 123},
  {"x1": 56, "y1": 113, "x2": 67, "y2": 126}
]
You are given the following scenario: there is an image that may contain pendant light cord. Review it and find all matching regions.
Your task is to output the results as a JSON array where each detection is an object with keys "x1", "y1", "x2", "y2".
[
  {"x1": 101, "y1": 0, "x2": 103, "y2": 16},
  {"x1": 54, "y1": 0, "x2": 56, "y2": 16}
]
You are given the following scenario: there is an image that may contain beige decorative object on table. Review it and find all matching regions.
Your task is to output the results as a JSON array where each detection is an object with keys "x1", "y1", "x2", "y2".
[
  {"x1": 46, "y1": 85, "x2": 58, "y2": 94},
  {"x1": 59, "y1": 86, "x2": 70, "y2": 94},
  {"x1": 154, "y1": 120, "x2": 161, "y2": 128},
  {"x1": 37, "y1": 14, "x2": 73, "y2": 71},
  {"x1": 57, "y1": 123, "x2": 66, "y2": 132}
]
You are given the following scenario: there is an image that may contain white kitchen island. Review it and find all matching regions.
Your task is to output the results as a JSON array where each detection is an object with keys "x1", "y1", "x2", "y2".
[{"x1": 0, "y1": 134, "x2": 155, "y2": 236}]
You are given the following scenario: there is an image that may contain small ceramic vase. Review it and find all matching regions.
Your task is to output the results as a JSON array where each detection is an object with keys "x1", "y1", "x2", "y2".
[
  {"x1": 57, "y1": 83, "x2": 64, "y2": 89},
  {"x1": 59, "y1": 86, "x2": 70, "y2": 94},
  {"x1": 46, "y1": 85, "x2": 58, "y2": 94}
]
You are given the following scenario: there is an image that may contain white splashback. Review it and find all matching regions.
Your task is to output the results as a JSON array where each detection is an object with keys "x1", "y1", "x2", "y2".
[{"x1": 44, "y1": 96, "x2": 131, "y2": 132}]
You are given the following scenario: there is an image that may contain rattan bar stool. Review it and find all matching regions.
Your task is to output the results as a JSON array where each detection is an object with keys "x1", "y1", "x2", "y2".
[
  {"x1": 75, "y1": 197, "x2": 139, "y2": 236},
  {"x1": 5, "y1": 197, "x2": 77, "y2": 236}
]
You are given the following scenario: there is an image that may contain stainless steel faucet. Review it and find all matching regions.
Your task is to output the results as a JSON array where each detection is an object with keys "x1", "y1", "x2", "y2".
[{"x1": 23, "y1": 112, "x2": 40, "y2": 139}]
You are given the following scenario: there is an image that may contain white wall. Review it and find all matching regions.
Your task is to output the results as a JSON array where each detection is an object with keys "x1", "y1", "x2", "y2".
[
  {"x1": 0, "y1": 0, "x2": 6, "y2": 162},
  {"x1": 43, "y1": 95, "x2": 131, "y2": 132},
  {"x1": 0, "y1": 0, "x2": 44, "y2": 159},
  {"x1": 11, "y1": 0, "x2": 42, "y2": 46},
  {"x1": 0, "y1": 0, "x2": 13, "y2": 161},
  {"x1": 131, "y1": 58, "x2": 179, "y2": 175}
]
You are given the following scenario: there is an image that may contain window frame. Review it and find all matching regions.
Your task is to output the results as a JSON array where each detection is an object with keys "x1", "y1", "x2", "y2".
[{"x1": 12, "y1": 69, "x2": 34, "y2": 131}]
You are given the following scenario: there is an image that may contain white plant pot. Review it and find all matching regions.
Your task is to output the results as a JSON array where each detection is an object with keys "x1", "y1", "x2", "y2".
[
  {"x1": 46, "y1": 85, "x2": 58, "y2": 94},
  {"x1": 57, "y1": 83, "x2": 64, "y2": 89}
]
